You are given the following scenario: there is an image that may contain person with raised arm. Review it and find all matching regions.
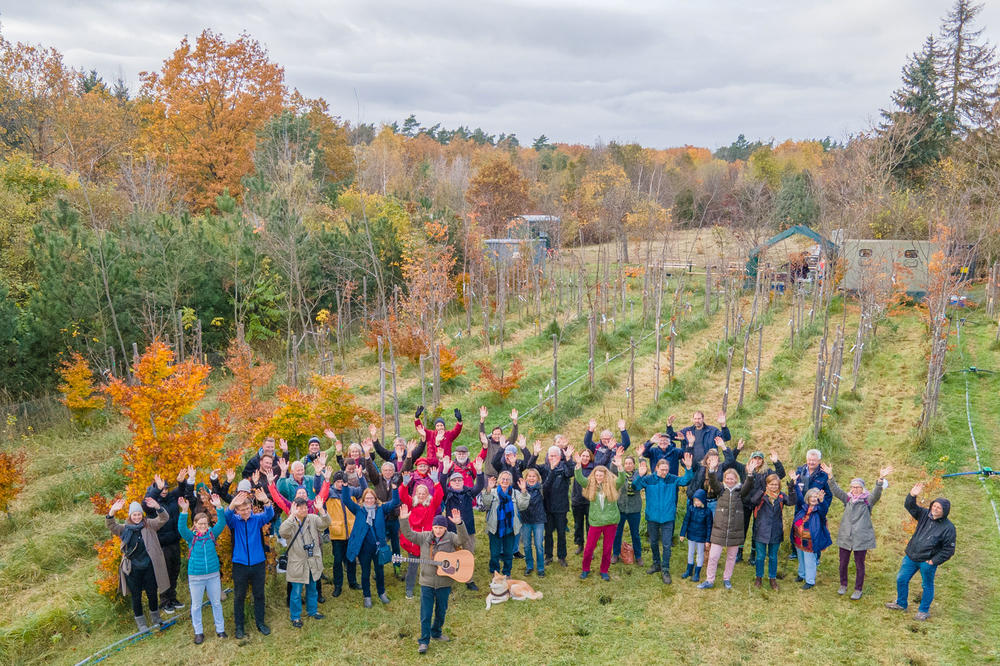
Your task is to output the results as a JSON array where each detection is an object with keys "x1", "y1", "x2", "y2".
[
  {"x1": 633, "y1": 452, "x2": 694, "y2": 583},
  {"x1": 224, "y1": 488, "x2": 274, "y2": 638},
  {"x1": 665, "y1": 411, "x2": 730, "y2": 464},
  {"x1": 479, "y1": 406, "x2": 518, "y2": 476},
  {"x1": 575, "y1": 448, "x2": 627, "y2": 581},
  {"x1": 278, "y1": 498, "x2": 330, "y2": 627},
  {"x1": 790, "y1": 473, "x2": 832, "y2": 590},
  {"x1": 440, "y1": 456, "x2": 486, "y2": 589},
  {"x1": 540, "y1": 443, "x2": 576, "y2": 567},
  {"x1": 583, "y1": 418, "x2": 631, "y2": 468},
  {"x1": 698, "y1": 467, "x2": 754, "y2": 590},
  {"x1": 481, "y1": 470, "x2": 530, "y2": 577},
  {"x1": 342, "y1": 480, "x2": 402, "y2": 608},
  {"x1": 106, "y1": 494, "x2": 169, "y2": 632},
  {"x1": 414, "y1": 405, "x2": 463, "y2": 467},
  {"x1": 177, "y1": 494, "x2": 227, "y2": 644},
  {"x1": 743, "y1": 463, "x2": 792, "y2": 589}
]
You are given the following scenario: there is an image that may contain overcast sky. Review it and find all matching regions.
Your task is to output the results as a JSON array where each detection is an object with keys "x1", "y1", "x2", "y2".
[{"x1": 3, "y1": 0, "x2": 999, "y2": 149}]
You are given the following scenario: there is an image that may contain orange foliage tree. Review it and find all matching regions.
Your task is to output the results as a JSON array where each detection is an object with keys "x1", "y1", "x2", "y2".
[
  {"x1": 365, "y1": 314, "x2": 428, "y2": 364},
  {"x1": 474, "y1": 357, "x2": 525, "y2": 400},
  {"x1": 253, "y1": 374, "x2": 376, "y2": 459},
  {"x1": 0, "y1": 449, "x2": 27, "y2": 516},
  {"x1": 465, "y1": 156, "x2": 530, "y2": 237},
  {"x1": 438, "y1": 345, "x2": 464, "y2": 382},
  {"x1": 56, "y1": 352, "x2": 104, "y2": 425},
  {"x1": 138, "y1": 29, "x2": 288, "y2": 210},
  {"x1": 220, "y1": 338, "x2": 275, "y2": 445},
  {"x1": 92, "y1": 339, "x2": 230, "y2": 596}
]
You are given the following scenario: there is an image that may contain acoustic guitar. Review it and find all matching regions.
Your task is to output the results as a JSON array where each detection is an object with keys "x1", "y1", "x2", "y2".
[{"x1": 391, "y1": 549, "x2": 475, "y2": 583}]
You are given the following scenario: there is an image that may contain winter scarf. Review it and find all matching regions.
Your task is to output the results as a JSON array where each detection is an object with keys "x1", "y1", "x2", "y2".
[{"x1": 496, "y1": 485, "x2": 515, "y2": 537}]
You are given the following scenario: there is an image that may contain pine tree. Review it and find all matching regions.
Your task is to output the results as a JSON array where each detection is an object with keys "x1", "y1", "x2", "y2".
[
  {"x1": 937, "y1": 0, "x2": 999, "y2": 132},
  {"x1": 880, "y1": 36, "x2": 952, "y2": 182}
]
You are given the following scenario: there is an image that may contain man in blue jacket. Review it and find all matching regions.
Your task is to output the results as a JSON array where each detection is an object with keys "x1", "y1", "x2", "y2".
[
  {"x1": 634, "y1": 452, "x2": 693, "y2": 584},
  {"x1": 225, "y1": 488, "x2": 275, "y2": 639},
  {"x1": 788, "y1": 448, "x2": 831, "y2": 560},
  {"x1": 666, "y1": 411, "x2": 730, "y2": 464},
  {"x1": 583, "y1": 418, "x2": 631, "y2": 467}
]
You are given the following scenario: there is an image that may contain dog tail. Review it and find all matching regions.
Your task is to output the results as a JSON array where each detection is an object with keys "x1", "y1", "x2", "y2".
[{"x1": 531, "y1": 590, "x2": 543, "y2": 600}]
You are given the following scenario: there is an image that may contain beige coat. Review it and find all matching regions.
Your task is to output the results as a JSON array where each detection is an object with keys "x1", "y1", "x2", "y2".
[
  {"x1": 278, "y1": 512, "x2": 331, "y2": 584},
  {"x1": 106, "y1": 508, "x2": 169, "y2": 597}
]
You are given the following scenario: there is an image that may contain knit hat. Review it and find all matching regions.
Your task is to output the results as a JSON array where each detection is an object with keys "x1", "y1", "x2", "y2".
[
  {"x1": 454, "y1": 445, "x2": 469, "y2": 454},
  {"x1": 449, "y1": 472, "x2": 465, "y2": 483},
  {"x1": 332, "y1": 471, "x2": 346, "y2": 484},
  {"x1": 237, "y1": 479, "x2": 252, "y2": 493},
  {"x1": 504, "y1": 444, "x2": 518, "y2": 455},
  {"x1": 195, "y1": 482, "x2": 210, "y2": 495},
  {"x1": 432, "y1": 515, "x2": 449, "y2": 528},
  {"x1": 750, "y1": 451, "x2": 765, "y2": 460},
  {"x1": 308, "y1": 436, "x2": 321, "y2": 445},
  {"x1": 850, "y1": 478, "x2": 866, "y2": 490},
  {"x1": 415, "y1": 457, "x2": 431, "y2": 468},
  {"x1": 128, "y1": 501, "x2": 143, "y2": 515},
  {"x1": 434, "y1": 418, "x2": 446, "y2": 427}
]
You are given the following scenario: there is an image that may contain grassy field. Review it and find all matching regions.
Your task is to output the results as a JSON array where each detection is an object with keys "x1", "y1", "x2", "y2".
[{"x1": 1, "y1": 257, "x2": 999, "y2": 665}]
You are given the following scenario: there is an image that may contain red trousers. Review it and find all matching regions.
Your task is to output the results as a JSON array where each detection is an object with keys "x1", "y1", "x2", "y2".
[{"x1": 582, "y1": 524, "x2": 617, "y2": 574}]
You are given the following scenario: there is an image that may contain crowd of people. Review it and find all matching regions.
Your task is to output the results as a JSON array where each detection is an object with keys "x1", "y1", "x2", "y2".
[{"x1": 105, "y1": 406, "x2": 957, "y2": 653}]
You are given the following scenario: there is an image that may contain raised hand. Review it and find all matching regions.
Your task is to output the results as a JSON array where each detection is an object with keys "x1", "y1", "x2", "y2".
[
  {"x1": 533, "y1": 440, "x2": 542, "y2": 456},
  {"x1": 277, "y1": 457, "x2": 288, "y2": 474},
  {"x1": 317, "y1": 451, "x2": 328, "y2": 468},
  {"x1": 143, "y1": 497, "x2": 160, "y2": 510},
  {"x1": 265, "y1": 470, "x2": 276, "y2": 485},
  {"x1": 714, "y1": 436, "x2": 725, "y2": 449},
  {"x1": 685, "y1": 430, "x2": 695, "y2": 445},
  {"x1": 322, "y1": 466, "x2": 332, "y2": 481},
  {"x1": 510, "y1": 408, "x2": 518, "y2": 423},
  {"x1": 232, "y1": 491, "x2": 249, "y2": 505},
  {"x1": 789, "y1": 472, "x2": 799, "y2": 484},
  {"x1": 153, "y1": 474, "x2": 165, "y2": 489},
  {"x1": 210, "y1": 494, "x2": 222, "y2": 508},
  {"x1": 178, "y1": 496, "x2": 190, "y2": 511},
  {"x1": 910, "y1": 482, "x2": 924, "y2": 497},
  {"x1": 399, "y1": 503, "x2": 411, "y2": 521},
  {"x1": 820, "y1": 462, "x2": 832, "y2": 476},
  {"x1": 736, "y1": 438, "x2": 745, "y2": 452},
  {"x1": 279, "y1": 438, "x2": 288, "y2": 452},
  {"x1": 226, "y1": 469, "x2": 236, "y2": 484},
  {"x1": 667, "y1": 414, "x2": 676, "y2": 426},
  {"x1": 707, "y1": 456, "x2": 719, "y2": 473},
  {"x1": 109, "y1": 497, "x2": 126, "y2": 514},
  {"x1": 473, "y1": 458, "x2": 483, "y2": 474},
  {"x1": 480, "y1": 406, "x2": 488, "y2": 422},
  {"x1": 187, "y1": 464, "x2": 196, "y2": 479},
  {"x1": 637, "y1": 442, "x2": 646, "y2": 457},
  {"x1": 879, "y1": 465, "x2": 894, "y2": 478},
  {"x1": 362, "y1": 439, "x2": 374, "y2": 455},
  {"x1": 449, "y1": 508, "x2": 462, "y2": 524},
  {"x1": 572, "y1": 450, "x2": 581, "y2": 465},
  {"x1": 769, "y1": 451, "x2": 778, "y2": 464},
  {"x1": 253, "y1": 487, "x2": 268, "y2": 503},
  {"x1": 335, "y1": 440, "x2": 343, "y2": 455},
  {"x1": 747, "y1": 457, "x2": 761, "y2": 474},
  {"x1": 488, "y1": 475, "x2": 497, "y2": 489},
  {"x1": 517, "y1": 434, "x2": 527, "y2": 449},
  {"x1": 617, "y1": 419, "x2": 626, "y2": 432},
  {"x1": 415, "y1": 405, "x2": 425, "y2": 419},
  {"x1": 564, "y1": 445, "x2": 574, "y2": 460},
  {"x1": 369, "y1": 423, "x2": 378, "y2": 439},
  {"x1": 588, "y1": 418, "x2": 597, "y2": 432},
  {"x1": 638, "y1": 459, "x2": 649, "y2": 476},
  {"x1": 612, "y1": 452, "x2": 623, "y2": 470},
  {"x1": 416, "y1": 424, "x2": 426, "y2": 438},
  {"x1": 252, "y1": 470, "x2": 261, "y2": 486},
  {"x1": 454, "y1": 408, "x2": 462, "y2": 421},
  {"x1": 406, "y1": 439, "x2": 418, "y2": 456},
  {"x1": 441, "y1": 457, "x2": 452, "y2": 474},
  {"x1": 682, "y1": 452, "x2": 693, "y2": 469},
  {"x1": 176, "y1": 467, "x2": 187, "y2": 482},
  {"x1": 324, "y1": 428, "x2": 337, "y2": 441},
  {"x1": 517, "y1": 477, "x2": 527, "y2": 492},
  {"x1": 717, "y1": 411, "x2": 727, "y2": 427}
]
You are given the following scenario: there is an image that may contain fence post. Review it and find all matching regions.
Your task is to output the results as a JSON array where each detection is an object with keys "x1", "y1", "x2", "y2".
[
  {"x1": 588, "y1": 312, "x2": 596, "y2": 389},
  {"x1": 552, "y1": 333, "x2": 559, "y2": 410},
  {"x1": 628, "y1": 336, "x2": 636, "y2": 418},
  {"x1": 378, "y1": 335, "x2": 386, "y2": 445}
]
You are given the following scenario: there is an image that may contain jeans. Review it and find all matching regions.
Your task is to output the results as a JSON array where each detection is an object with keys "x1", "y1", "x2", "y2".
[
  {"x1": 125, "y1": 564, "x2": 158, "y2": 616},
  {"x1": 797, "y1": 548, "x2": 818, "y2": 584},
  {"x1": 419, "y1": 586, "x2": 451, "y2": 643},
  {"x1": 358, "y1": 538, "x2": 386, "y2": 597},
  {"x1": 572, "y1": 504, "x2": 589, "y2": 546},
  {"x1": 706, "y1": 543, "x2": 738, "y2": 583},
  {"x1": 331, "y1": 539, "x2": 358, "y2": 589},
  {"x1": 385, "y1": 518, "x2": 401, "y2": 557},
  {"x1": 232, "y1": 561, "x2": 267, "y2": 629},
  {"x1": 544, "y1": 512, "x2": 568, "y2": 560},
  {"x1": 755, "y1": 541, "x2": 779, "y2": 579},
  {"x1": 289, "y1": 573, "x2": 318, "y2": 621},
  {"x1": 489, "y1": 532, "x2": 517, "y2": 575},
  {"x1": 895, "y1": 555, "x2": 937, "y2": 613},
  {"x1": 159, "y1": 541, "x2": 181, "y2": 606},
  {"x1": 613, "y1": 512, "x2": 642, "y2": 559},
  {"x1": 647, "y1": 520, "x2": 674, "y2": 568},
  {"x1": 582, "y1": 524, "x2": 616, "y2": 574},
  {"x1": 405, "y1": 561, "x2": 419, "y2": 595},
  {"x1": 839, "y1": 548, "x2": 868, "y2": 590},
  {"x1": 687, "y1": 540, "x2": 706, "y2": 566},
  {"x1": 188, "y1": 572, "x2": 224, "y2": 634},
  {"x1": 521, "y1": 523, "x2": 545, "y2": 572}
]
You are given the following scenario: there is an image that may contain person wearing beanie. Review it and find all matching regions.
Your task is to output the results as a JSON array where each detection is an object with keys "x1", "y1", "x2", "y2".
[
  {"x1": 583, "y1": 418, "x2": 631, "y2": 468},
  {"x1": 399, "y1": 503, "x2": 470, "y2": 654},
  {"x1": 403, "y1": 455, "x2": 436, "y2": 496},
  {"x1": 398, "y1": 478, "x2": 445, "y2": 598},
  {"x1": 633, "y1": 452, "x2": 694, "y2": 584},
  {"x1": 439, "y1": 457, "x2": 486, "y2": 590},
  {"x1": 679, "y1": 488, "x2": 713, "y2": 583},
  {"x1": 106, "y1": 494, "x2": 170, "y2": 632},
  {"x1": 177, "y1": 494, "x2": 227, "y2": 644},
  {"x1": 825, "y1": 463, "x2": 893, "y2": 599},
  {"x1": 743, "y1": 463, "x2": 792, "y2": 590},
  {"x1": 481, "y1": 470, "x2": 530, "y2": 577},
  {"x1": 519, "y1": 466, "x2": 547, "y2": 577},
  {"x1": 886, "y1": 483, "x2": 956, "y2": 621},
  {"x1": 478, "y1": 405, "x2": 519, "y2": 477},
  {"x1": 414, "y1": 405, "x2": 464, "y2": 467},
  {"x1": 278, "y1": 498, "x2": 330, "y2": 627},
  {"x1": 574, "y1": 448, "x2": 626, "y2": 581},
  {"x1": 145, "y1": 467, "x2": 193, "y2": 614},
  {"x1": 540, "y1": 443, "x2": 576, "y2": 567},
  {"x1": 342, "y1": 483, "x2": 402, "y2": 608},
  {"x1": 790, "y1": 477, "x2": 832, "y2": 590}
]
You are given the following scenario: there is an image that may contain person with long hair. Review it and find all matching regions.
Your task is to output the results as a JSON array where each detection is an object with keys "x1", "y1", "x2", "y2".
[
  {"x1": 105, "y1": 494, "x2": 170, "y2": 632},
  {"x1": 481, "y1": 470, "x2": 530, "y2": 576},
  {"x1": 574, "y1": 449, "x2": 625, "y2": 581},
  {"x1": 177, "y1": 494, "x2": 227, "y2": 644},
  {"x1": 342, "y1": 484, "x2": 401, "y2": 608}
]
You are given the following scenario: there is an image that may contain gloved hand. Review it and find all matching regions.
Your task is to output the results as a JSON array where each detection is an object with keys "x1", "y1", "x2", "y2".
[
  {"x1": 415, "y1": 405, "x2": 424, "y2": 419},
  {"x1": 454, "y1": 408, "x2": 462, "y2": 422}
]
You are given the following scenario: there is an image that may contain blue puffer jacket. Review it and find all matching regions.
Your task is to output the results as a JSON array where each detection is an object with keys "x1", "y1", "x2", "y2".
[
  {"x1": 225, "y1": 504, "x2": 275, "y2": 566},
  {"x1": 642, "y1": 441, "x2": 682, "y2": 475},
  {"x1": 679, "y1": 489, "x2": 714, "y2": 542},
  {"x1": 178, "y1": 508, "x2": 226, "y2": 576},
  {"x1": 792, "y1": 485, "x2": 832, "y2": 553},
  {"x1": 633, "y1": 468, "x2": 692, "y2": 523}
]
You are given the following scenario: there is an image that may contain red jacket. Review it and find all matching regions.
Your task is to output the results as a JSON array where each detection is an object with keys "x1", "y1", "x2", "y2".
[
  {"x1": 414, "y1": 417, "x2": 463, "y2": 465},
  {"x1": 398, "y1": 483, "x2": 444, "y2": 556}
]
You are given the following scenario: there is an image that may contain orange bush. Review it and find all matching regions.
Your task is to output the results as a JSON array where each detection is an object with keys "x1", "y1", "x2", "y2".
[
  {"x1": 0, "y1": 449, "x2": 27, "y2": 514},
  {"x1": 474, "y1": 357, "x2": 525, "y2": 400},
  {"x1": 220, "y1": 338, "x2": 275, "y2": 443},
  {"x1": 56, "y1": 352, "x2": 104, "y2": 424},
  {"x1": 365, "y1": 315, "x2": 428, "y2": 364},
  {"x1": 439, "y1": 345, "x2": 464, "y2": 382}
]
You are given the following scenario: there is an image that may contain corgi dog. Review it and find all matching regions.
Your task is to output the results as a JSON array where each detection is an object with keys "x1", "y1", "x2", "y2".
[{"x1": 485, "y1": 572, "x2": 543, "y2": 609}]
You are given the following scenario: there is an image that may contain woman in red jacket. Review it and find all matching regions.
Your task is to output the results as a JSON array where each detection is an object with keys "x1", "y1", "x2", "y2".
[
  {"x1": 414, "y1": 405, "x2": 463, "y2": 466},
  {"x1": 398, "y1": 481, "x2": 444, "y2": 598}
]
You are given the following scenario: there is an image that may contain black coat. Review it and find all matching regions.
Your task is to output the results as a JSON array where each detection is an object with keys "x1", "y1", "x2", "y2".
[
  {"x1": 904, "y1": 494, "x2": 956, "y2": 566},
  {"x1": 520, "y1": 483, "x2": 547, "y2": 524},
  {"x1": 491, "y1": 447, "x2": 536, "y2": 485},
  {"x1": 690, "y1": 462, "x2": 722, "y2": 502},
  {"x1": 720, "y1": 448, "x2": 786, "y2": 484},
  {"x1": 539, "y1": 460, "x2": 575, "y2": 514},
  {"x1": 571, "y1": 462, "x2": 594, "y2": 507},
  {"x1": 144, "y1": 482, "x2": 187, "y2": 548},
  {"x1": 745, "y1": 476, "x2": 791, "y2": 544},
  {"x1": 443, "y1": 474, "x2": 486, "y2": 535}
]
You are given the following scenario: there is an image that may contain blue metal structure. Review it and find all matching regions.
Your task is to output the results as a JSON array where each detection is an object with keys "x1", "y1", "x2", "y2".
[{"x1": 745, "y1": 224, "x2": 838, "y2": 280}]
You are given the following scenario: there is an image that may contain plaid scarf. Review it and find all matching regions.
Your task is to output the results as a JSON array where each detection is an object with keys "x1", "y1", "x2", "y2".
[{"x1": 496, "y1": 485, "x2": 515, "y2": 537}]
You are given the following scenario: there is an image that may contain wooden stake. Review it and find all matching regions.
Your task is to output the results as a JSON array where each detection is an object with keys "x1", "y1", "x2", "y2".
[{"x1": 552, "y1": 333, "x2": 559, "y2": 410}]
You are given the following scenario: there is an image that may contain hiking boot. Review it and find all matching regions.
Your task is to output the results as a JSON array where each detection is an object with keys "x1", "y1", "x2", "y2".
[
  {"x1": 466, "y1": 581, "x2": 479, "y2": 591},
  {"x1": 661, "y1": 572, "x2": 672, "y2": 585},
  {"x1": 150, "y1": 610, "x2": 162, "y2": 629},
  {"x1": 885, "y1": 602, "x2": 906, "y2": 611},
  {"x1": 363, "y1": 597, "x2": 373, "y2": 609},
  {"x1": 558, "y1": 558, "x2": 568, "y2": 567},
  {"x1": 838, "y1": 585, "x2": 847, "y2": 595},
  {"x1": 754, "y1": 577, "x2": 762, "y2": 588},
  {"x1": 850, "y1": 589, "x2": 863, "y2": 600},
  {"x1": 544, "y1": 557, "x2": 553, "y2": 566},
  {"x1": 647, "y1": 563, "x2": 662, "y2": 575},
  {"x1": 610, "y1": 555, "x2": 619, "y2": 564},
  {"x1": 680, "y1": 563, "x2": 693, "y2": 578},
  {"x1": 235, "y1": 626, "x2": 245, "y2": 640},
  {"x1": 769, "y1": 578, "x2": 779, "y2": 590},
  {"x1": 194, "y1": 633, "x2": 204, "y2": 645},
  {"x1": 256, "y1": 623, "x2": 271, "y2": 636},
  {"x1": 333, "y1": 587, "x2": 342, "y2": 597},
  {"x1": 317, "y1": 594, "x2": 326, "y2": 604},
  {"x1": 134, "y1": 615, "x2": 149, "y2": 632},
  {"x1": 915, "y1": 611, "x2": 930, "y2": 621},
  {"x1": 417, "y1": 643, "x2": 428, "y2": 654},
  {"x1": 379, "y1": 593, "x2": 390, "y2": 604},
  {"x1": 635, "y1": 558, "x2": 644, "y2": 566}
]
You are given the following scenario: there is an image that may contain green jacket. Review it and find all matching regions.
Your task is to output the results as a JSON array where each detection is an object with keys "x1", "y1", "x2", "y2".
[{"x1": 575, "y1": 468, "x2": 626, "y2": 527}]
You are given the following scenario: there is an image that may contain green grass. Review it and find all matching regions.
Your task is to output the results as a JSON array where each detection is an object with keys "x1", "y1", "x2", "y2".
[{"x1": 3, "y1": 292, "x2": 1000, "y2": 665}]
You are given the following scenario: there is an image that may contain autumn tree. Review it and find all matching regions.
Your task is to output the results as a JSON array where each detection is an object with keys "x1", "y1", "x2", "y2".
[
  {"x1": 474, "y1": 357, "x2": 525, "y2": 400},
  {"x1": 465, "y1": 156, "x2": 530, "y2": 237},
  {"x1": 0, "y1": 449, "x2": 26, "y2": 517},
  {"x1": 220, "y1": 337, "x2": 275, "y2": 443},
  {"x1": 56, "y1": 352, "x2": 104, "y2": 425},
  {"x1": 139, "y1": 30, "x2": 288, "y2": 210}
]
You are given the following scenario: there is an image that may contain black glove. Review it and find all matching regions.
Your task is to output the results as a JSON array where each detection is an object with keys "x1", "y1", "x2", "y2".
[
  {"x1": 454, "y1": 408, "x2": 462, "y2": 422},
  {"x1": 415, "y1": 405, "x2": 424, "y2": 419}
]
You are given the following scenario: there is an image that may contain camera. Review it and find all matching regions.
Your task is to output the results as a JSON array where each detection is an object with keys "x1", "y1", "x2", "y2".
[{"x1": 304, "y1": 543, "x2": 315, "y2": 558}]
